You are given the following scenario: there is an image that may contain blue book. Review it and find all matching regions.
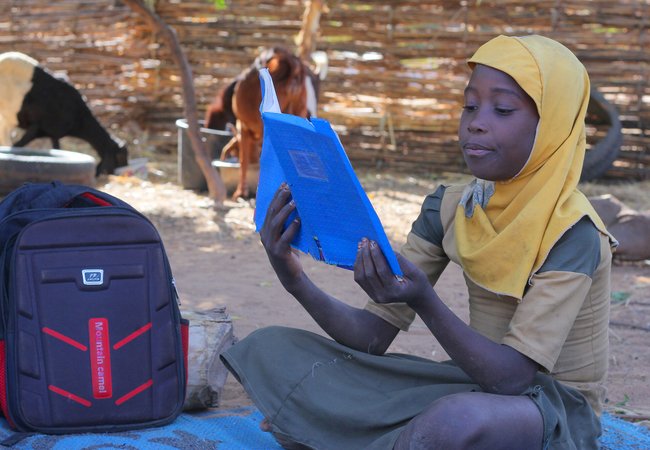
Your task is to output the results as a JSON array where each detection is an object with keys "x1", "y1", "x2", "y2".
[{"x1": 254, "y1": 68, "x2": 402, "y2": 277}]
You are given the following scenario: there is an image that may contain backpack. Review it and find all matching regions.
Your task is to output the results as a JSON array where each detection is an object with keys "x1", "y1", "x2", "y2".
[{"x1": 0, "y1": 181, "x2": 188, "y2": 437}]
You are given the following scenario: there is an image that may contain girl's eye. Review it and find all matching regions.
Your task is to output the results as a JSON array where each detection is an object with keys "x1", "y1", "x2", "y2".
[
  {"x1": 462, "y1": 105, "x2": 477, "y2": 112},
  {"x1": 495, "y1": 107, "x2": 515, "y2": 115}
]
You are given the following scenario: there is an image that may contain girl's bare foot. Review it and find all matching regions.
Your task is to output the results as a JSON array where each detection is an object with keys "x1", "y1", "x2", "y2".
[
  {"x1": 259, "y1": 418, "x2": 312, "y2": 449},
  {"x1": 260, "y1": 418, "x2": 272, "y2": 432}
]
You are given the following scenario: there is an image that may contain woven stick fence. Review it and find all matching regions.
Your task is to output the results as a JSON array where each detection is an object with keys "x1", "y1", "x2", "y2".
[{"x1": 1, "y1": 0, "x2": 648, "y2": 179}]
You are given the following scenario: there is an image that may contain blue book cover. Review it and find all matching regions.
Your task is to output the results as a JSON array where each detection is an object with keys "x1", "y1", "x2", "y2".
[{"x1": 254, "y1": 68, "x2": 402, "y2": 277}]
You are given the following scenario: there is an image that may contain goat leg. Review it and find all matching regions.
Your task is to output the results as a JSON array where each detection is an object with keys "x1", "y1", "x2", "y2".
[
  {"x1": 220, "y1": 135, "x2": 239, "y2": 161},
  {"x1": 232, "y1": 130, "x2": 253, "y2": 199},
  {"x1": 12, "y1": 125, "x2": 40, "y2": 147}
]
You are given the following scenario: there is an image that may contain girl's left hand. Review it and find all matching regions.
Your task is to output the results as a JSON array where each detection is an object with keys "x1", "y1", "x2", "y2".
[{"x1": 353, "y1": 239, "x2": 432, "y2": 306}]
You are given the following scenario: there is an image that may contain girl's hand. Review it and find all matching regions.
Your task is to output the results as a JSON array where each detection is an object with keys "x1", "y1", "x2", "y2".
[
  {"x1": 354, "y1": 239, "x2": 433, "y2": 307},
  {"x1": 259, "y1": 184, "x2": 303, "y2": 288}
]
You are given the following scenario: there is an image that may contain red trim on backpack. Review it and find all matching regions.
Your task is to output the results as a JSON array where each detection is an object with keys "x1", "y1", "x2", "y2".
[
  {"x1": 181, "y1": 320, "x2": 189, "y2": 385},
  {"x1": 113, "y1": 323, "x2": 152, "y2": 350},
  {"x1": 0, "y1": 341, "x2": 16, "y2": 428},
  {"x1": 42, "y1": 327, "x2": 88, "y2": 351},
  {"x1": 48, "y1": 385, "x2": 92, "y2": 407},
  {"x1": 115, "y1": 379, "x2": 153, "y2": 405},
  {"x1": 88, "y1": 319, "x2": 112, "y2": 399},
  {"x1": 79, "y1": 192, "x2": 112, "y2": 206}
]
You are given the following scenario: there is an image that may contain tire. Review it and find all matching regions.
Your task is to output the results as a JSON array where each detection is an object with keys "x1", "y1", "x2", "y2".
[
  {"x1": 0, "y1": 146, "x2": 96, "y2": 195},
  {"x1": 581, "y1": 88, "x2": 623, "y2": 182}
]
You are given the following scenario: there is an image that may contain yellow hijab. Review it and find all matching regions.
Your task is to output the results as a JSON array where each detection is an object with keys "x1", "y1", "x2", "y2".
[{"x1": 454, "y1": 35, "x2": 615, "y2": 300}]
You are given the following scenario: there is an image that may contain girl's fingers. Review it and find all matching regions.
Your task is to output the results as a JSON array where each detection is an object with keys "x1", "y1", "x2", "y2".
[
  {"x1": 270, "y1": 197, "x2": 295, "y2": 232},
  {"x1": 261, "y1": 185, "x2": 293, "y2": 253},
  {"x1": 264, "y1": 185, "x2": 293, "y2": 237},
  {"x1": 278, "y1": 216, "x2": 300, "y2": 246},
  {"x1": 368, "y1": 241, "x2": 393, "y2": 280},
  {"x1": 353, "y1": 238, "x2": 368, "y2": 283},
  {"x1": 263, "y1": 185, "x2": 289, "y2": 224},
  {"x1": 395, "y1": 253, "x2": 415, "y2": 276},
  {"x1": 361, "y1": 240, "x2": 385, "y2": 292}
]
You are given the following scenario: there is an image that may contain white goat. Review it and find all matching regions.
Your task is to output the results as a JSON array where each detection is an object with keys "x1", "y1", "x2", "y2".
[{"x1": 0, "y1": 52, "x2": 38, "y2": 145}]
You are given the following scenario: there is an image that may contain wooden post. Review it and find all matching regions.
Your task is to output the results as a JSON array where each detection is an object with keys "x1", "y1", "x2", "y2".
[
  {"x1": 123, "y1": 0, "x2": 227, "y2": 203},
  {"x1": 295, "y1": 0, "x2": 326, "y2": 61}
]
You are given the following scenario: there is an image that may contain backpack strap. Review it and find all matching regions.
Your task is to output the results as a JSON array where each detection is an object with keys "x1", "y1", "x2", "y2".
[
  {"x1": 0, "y1": 182, "x2": 133, "y2": 216},
  {"x1": 24, "y1": 182, "x2": 93, "y2": 209}
]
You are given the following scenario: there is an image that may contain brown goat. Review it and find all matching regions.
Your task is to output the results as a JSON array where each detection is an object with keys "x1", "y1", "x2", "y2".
[{"x1": 205, "y1": 47, "x2": 320, "y2": 199}]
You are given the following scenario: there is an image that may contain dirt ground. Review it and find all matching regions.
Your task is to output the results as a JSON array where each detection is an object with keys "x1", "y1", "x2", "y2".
[{"x1": 96, "y1": 166, "x2": 650, "y2": 427}]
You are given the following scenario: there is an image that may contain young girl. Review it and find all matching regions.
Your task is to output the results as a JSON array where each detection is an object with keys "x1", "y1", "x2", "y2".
[{"x1": 221, "y1": 35, "x2": 617, "y2": 449}]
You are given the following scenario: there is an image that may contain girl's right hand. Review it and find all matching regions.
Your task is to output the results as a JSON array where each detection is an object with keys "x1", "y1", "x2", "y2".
[{"x1": 259, "y1": 184, "x2": 304, "y2": 288}]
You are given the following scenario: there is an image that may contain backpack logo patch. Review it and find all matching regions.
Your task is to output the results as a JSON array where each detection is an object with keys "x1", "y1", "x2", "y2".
[{"x1": 82, "y1": 269, "x2": 104, "y2": 286}]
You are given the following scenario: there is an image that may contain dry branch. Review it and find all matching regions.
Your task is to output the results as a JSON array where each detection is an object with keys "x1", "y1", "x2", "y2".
[{"x1": 122, "y1": 0, "x2": 227, "y2": 202}]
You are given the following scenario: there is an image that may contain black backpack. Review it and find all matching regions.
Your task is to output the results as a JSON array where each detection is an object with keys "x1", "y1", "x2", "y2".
[{"x1": 0, "y1": 181, "x2": 188, "y2": 437}]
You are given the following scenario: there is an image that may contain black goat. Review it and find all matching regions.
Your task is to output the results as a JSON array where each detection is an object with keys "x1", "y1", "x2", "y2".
[{"x1": 0, "y1": 51, "x2": 128, "y2": 175}]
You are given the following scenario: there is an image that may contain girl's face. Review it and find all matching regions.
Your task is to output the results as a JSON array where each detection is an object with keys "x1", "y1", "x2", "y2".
[{"x1": 458, "y1": 64, "x2": 539, "y2": 181}]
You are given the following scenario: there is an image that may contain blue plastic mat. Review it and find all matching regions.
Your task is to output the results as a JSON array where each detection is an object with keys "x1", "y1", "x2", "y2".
[
  {"x1": 0, "y1": 409, "x2": 647, "y2": 449},
  {"x1": 601, "y1": 413, "x2": 650, "y2": 450},
  {"x1": 0, "y1": 407, "x2": 281, "y2": 449}
]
